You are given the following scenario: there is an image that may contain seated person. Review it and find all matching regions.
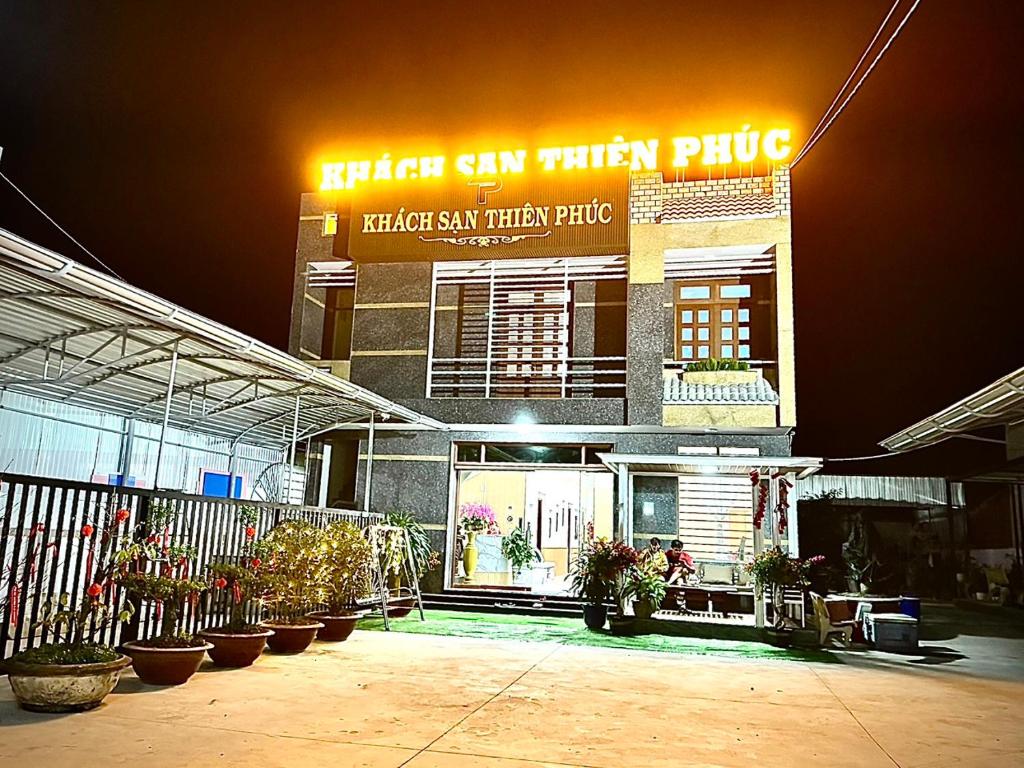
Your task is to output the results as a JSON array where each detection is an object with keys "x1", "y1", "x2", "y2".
[
  {"x1": 665, "y1": 540, "x2": 695, "y2": 585},
  {"x1": 639, "y1": 537, "x2": 668, "y2": 574}
]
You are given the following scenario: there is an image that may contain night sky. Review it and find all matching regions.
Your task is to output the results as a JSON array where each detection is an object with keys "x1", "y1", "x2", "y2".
[{"x1": 1, "y1": 2, "x2": 1021, "y2": 475}]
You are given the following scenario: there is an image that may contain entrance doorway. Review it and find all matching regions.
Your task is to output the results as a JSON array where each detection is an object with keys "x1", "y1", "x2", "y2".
[{"x1": 450, "y1": 468, "x2": 614, "y2": 593}]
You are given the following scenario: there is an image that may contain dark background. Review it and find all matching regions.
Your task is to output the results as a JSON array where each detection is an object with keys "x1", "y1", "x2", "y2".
[{"x1": 1, "y1": 2, "x2": 1021, "y2": 475}]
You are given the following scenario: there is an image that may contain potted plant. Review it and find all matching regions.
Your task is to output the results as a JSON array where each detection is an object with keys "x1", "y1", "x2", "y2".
[
  {"x1": 256, "y1": 520, "x2": 326, "y2": 652},
  {"x1": 116, "y1": 571, "x2": 209, "y2": 684},
  {"x1": 114, "y1": 501, "x2": 210, "y2": 685},
  {"x1": 681, "y1": 358, "x2": 757, "y2": 386},
  {"x1": 747, "y1": 547, "x2": 824, "y2": 640},
  {"x1": 198, "y1": 506, "x2": 272, "y2": 666},
  {"x1": 382, "y1": 511, "x2": 437, "y2": 616},
  {"x1": 570, "y1": 538, "x2": 638, "y2": 632},
  {"x1": 626, "y1": 561, "x2": 667, "y2": 620},
  {"x1": 458, "y1": 502, "x2": 495, "y2": 581},
  {"x1": 1, "y1": 505, "x2": 134, "y2": 712},
  {"x1": 309, "y1": 521, "x2": 372, "y2": 640},
  {"x1": 501, "y1": 526, "x2": 540, "y2": 586},
  {"x1": 200, "y1": 562, "x2": 272, "y2": 667}
]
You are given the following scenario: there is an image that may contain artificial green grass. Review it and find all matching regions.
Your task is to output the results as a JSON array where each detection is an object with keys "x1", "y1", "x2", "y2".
[{"x1": 360, "y1": 610, "x2": 838, "y2": 663}]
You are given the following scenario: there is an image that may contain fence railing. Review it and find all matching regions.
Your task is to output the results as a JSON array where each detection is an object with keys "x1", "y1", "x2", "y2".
[
  {"x1": 0, "y1": 472, "x2": 381, "y2": 660},
  {"x1": 428, "y1": 355, "x2": 627, "y2": 398}
]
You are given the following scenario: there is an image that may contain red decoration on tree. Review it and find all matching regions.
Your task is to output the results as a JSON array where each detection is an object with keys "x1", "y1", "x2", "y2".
[
  {"x1": 214, "y1": 577, "x2": 228, "y2": 589},
  {"x1": 81, "y1": 524, "x2": 94, "y2": 537},
  {"x1": 232, "y1": 582, "x2": 242, "y2": 605},
  {"x1": 250, "y1": 557, "x2": 261, "y2": 568},
  {"x1": 87, "y1": 583, "x2": 102, "y2": 598},
  {"x1": 9, "y1": 584, "x2": 20, "y2": 626},
  {"x1": 115, "y1": 508, "x2": 130, "y2": 524},
  {"x1": 245, "y1": 526, "x2": 256, "y2": 539}
]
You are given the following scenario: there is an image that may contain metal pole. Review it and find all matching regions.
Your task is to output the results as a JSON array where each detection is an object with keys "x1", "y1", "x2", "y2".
[
  {"x1": 119, "y1": 419, "x2": 135, "y2": 487},
  {"x1": 226, "y1": 440, "x2": 237, "y2": 499},
  {"x1": 284, "y1": 395, "x2": 301, "y2": 504},
  {"x1": 153, "y1": 340, "x2": 179, "y2": 489},
  {"x1": 363, "y1": 412, "x2": 375, "y2": 513},
  {"x1": 753, "y1": 472, "x2": 766, "y2": 629}
]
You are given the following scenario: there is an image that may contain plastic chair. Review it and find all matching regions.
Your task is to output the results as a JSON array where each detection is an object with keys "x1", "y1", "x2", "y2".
[{"x1": 810, "y1": 592, "x2": 854, "y2": 647}]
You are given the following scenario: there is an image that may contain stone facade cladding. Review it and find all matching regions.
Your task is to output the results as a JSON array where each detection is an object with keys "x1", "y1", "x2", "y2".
[{"x1": 629, "y1": 166, "x2": 791, "y2": 224}]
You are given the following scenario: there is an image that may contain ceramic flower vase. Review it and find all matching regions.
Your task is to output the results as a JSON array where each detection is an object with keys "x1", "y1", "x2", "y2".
[{"x1": 463, "y1": 531, "x2": 478, "y2": 580}]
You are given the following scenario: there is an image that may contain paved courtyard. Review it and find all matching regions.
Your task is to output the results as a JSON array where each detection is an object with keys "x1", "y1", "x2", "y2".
[{"x1": 1, "y1": 609, "x2": 1021, "y2": 767}]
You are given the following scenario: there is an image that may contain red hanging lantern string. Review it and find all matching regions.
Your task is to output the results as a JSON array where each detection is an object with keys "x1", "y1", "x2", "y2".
[
  {"x1": 774, "y1": 475, "x2": 793, "y2": 535},
  {"x1": 8, "y1": 584, "x2": 20, "y2": 626}
]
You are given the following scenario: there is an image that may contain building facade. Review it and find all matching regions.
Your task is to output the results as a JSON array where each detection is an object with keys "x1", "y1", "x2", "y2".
[{"x1": 289, "y1": 156, "x2": 803, "y2": 592}]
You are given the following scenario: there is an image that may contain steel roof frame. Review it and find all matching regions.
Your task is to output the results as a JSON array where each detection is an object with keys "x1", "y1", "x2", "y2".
[{"x1": 0, "y1": 228, "x2": 444, "y2": 455}]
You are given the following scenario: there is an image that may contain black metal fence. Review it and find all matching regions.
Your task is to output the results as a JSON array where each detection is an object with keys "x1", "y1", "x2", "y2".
[{"x1": 0, "y1": 472, "x2": 380, "y2": 660}]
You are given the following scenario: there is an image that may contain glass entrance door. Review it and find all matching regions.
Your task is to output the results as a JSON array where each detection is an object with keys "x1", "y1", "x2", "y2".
[{"x1": 451, "y1": 468, "x2": 613, "y2": 593}]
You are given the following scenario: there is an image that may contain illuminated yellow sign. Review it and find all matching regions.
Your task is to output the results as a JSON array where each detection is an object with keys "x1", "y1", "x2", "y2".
[{"x1": 320, "y1": 126, "x2": 791, "y2": 191}]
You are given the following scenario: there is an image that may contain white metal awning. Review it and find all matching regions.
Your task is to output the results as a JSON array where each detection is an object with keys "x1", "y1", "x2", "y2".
[
  {"x1": 881, "y1": 365, "x2": 1024, "y2": 452},
  {"x1": 0, "y1": 228, "x2": 444, "y2": 449},
  {"x1": 597, "y1": 453, "x2": 822, "y2": 478}
]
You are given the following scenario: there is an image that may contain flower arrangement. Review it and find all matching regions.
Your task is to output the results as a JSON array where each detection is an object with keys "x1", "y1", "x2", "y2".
[
  {"x1": 625, "y1": 559, "x2": 668, "y2": 613},
  {"x1": 746, "y1": 547, "x2": 825, "y2": 629},
  {"x1": 570, "y1": 538, "x2": 639, "y2": 606},
  {"x1": 459, "y1": 502, "x2": 497, "y2": 534}
]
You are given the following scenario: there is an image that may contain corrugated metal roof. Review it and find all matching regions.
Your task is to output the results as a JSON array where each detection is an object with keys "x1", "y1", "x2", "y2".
[
  {"x1": 0, "y1": 229, "x2": 444, "y2": 449},
  {"x1": 798, "y1": 474, "x2": 965, "y2": 508},
  {"x1": 881, "y1": 365, "x2": 1024, "y2": 452},
  {"x1": 664, "y1": 375, "x2": 780, "y2": 404}
]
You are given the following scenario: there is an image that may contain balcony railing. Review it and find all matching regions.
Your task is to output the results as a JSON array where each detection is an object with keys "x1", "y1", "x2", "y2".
[{"x1": 428, "y1": 355, "x2": 626, "y2": 398}]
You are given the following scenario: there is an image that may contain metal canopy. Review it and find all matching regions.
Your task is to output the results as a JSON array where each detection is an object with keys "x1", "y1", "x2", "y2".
[
  {"x1": 0, "y1": 228, "x2": 444, "y2": 449},
  {"x1": 881, "y1": 365, "x2": 1024, "y2": 452},
  {"x1": 597, "y1": 453, "x2": 823, "y2": 479}
]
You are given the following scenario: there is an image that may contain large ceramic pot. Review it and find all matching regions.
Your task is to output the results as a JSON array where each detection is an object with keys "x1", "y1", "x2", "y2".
[
  {"x1": 122, "y1": 642, "x2": 213, "y2": 686},
  {"x1": 608, "y1": 616, "x2": 637, "y2": 637},
  {"x1": 199, "y1": 629, "x2": 273, "y2": 668},
  {"x1": 387, "y1": 588, "x2": 416, "y2": 619},
  {"x1": 309, "y1": 611, "x2": 365, "y2": 641},
  {"x1": 632, "y1": 599, "x2": 656, "y2": 621},
  {"x1": 582, "y1": 603, "x2": 608, "y2": 630},
  {"x1": 2, "y1": 654, "x2": 132, "y2": 713},
  {"x1": 262, "y1": 621, "x2": 324, "y2": 653},
  {"x1": 462, "y1": 531, "x2": 478, "y2": 580}
]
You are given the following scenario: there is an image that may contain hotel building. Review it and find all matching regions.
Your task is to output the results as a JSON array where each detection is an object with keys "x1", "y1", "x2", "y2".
[{"x1": 288, "y1": 141, "x2": 819, "y2": 600}]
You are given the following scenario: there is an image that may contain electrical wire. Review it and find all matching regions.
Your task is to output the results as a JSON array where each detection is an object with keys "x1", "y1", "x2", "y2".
[
  {"x1": 792, "y1": 0, "x2": 923, "y2": 168},
  {"x1": 825, "y1": 433, "x2": 1006, "y2": 463},
  {"x1": 0, "y1": 169, "x2": 124, "y2": 280},
  {"x1": 795, "y1": 0, "x2": 902, "y2": 163}
]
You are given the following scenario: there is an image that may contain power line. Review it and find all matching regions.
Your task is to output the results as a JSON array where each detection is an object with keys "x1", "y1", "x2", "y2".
[
  {"x1": 792, "y1": 0, "x2": 923, "y2": 168},
  {"x1": 795, "y1": 0, "x2": 902, "y2": 161},
  {"x1": 0, "y1": 167, "x2": 124, "y2": 280}
]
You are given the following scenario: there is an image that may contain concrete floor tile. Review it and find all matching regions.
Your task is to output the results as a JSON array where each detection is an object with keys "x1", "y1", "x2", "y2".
[
  {"x1": 408, "y1": 751, "x2": 590, "y2": 767},
  {"x1": 0, "y1": 713, "x2": 415, "y2": 767},
  {"x1": 431, "y1": 682, "x2": 890, "y2": 768}
]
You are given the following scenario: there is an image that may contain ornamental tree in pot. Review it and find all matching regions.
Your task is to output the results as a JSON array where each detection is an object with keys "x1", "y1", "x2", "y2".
[
  {"x1": 310, "y1": 521, "x2": 372, "y2": 641},
  {"x1": 199, "y1": 507, "x2": 273, "y2": 666},
  {"x1": 115, "y1": 501, "x2": 210, "y2": 685},
  {"x1": 256, "y1": 520, "x2": 326, "y2": 652},
  {"x1": 1, "y1": 504, "x2": 134, "y2": 712}
]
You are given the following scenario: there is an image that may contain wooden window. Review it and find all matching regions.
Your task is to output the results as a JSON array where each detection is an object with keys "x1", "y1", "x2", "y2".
[{"x1": 674, "y1": 278, "x2": 770, "y2": 362}]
